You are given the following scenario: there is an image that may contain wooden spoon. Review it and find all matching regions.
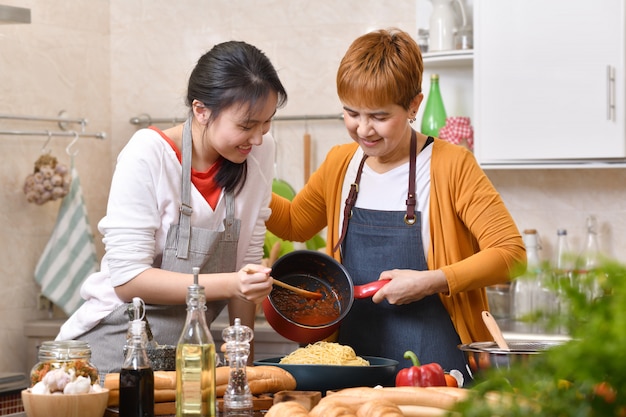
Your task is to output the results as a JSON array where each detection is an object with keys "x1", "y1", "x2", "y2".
[
  {"x1": 242, "y1": 267, "x2": 322, "y2": 300},
  {"x1": 272, "y1": 278, "x2": 323, "y2": 300},
  {"x1": 481, "y1": 310, "x2": 510, "y2": 351}
]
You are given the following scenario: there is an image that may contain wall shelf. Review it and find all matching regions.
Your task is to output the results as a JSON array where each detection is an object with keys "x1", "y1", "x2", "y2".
[{"x1": 423, "y1": 50, "x2": 473, "y2": 68}]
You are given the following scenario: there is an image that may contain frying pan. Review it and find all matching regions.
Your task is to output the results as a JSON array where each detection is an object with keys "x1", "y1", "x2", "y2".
[{"x1": 263, "y1": 250, "x2": 389, "y2": 344}]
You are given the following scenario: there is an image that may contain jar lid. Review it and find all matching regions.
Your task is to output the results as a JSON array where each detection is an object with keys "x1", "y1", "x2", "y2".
[{"x1": 38, "y1": 340, "x2": 92, "y2": 360}]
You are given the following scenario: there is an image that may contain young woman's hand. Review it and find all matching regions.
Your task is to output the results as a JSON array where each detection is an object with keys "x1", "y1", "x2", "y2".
[{"x1": 237, "y1": 265, "x2": 273, "y2": 304}]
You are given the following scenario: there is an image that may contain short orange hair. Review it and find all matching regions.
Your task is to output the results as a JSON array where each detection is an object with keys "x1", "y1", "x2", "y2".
[{"x1": 337, "y1": 28, "x2": 423, "y2": 110}]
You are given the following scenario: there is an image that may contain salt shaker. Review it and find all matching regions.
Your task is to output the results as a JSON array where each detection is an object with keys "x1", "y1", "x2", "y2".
[{"x1": 222, "y1": 318, "x2": 254, "y2": 415}]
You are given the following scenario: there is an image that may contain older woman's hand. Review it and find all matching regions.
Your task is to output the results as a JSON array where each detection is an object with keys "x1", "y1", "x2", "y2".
[{"x1": 372, "y1": 269, "x2": 449, "y2": 305}]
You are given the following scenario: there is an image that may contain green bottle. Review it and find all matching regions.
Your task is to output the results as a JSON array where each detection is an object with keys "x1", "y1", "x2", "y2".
[{"x1": 421, "y1": 74, "x2": 447, "y2": 137}]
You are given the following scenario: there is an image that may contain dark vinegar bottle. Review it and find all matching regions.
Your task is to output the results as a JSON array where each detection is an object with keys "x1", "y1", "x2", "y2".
[
  {"x1": 120, "y1": 297, "x2": 155, "y2": 417},
  {"x1": 120, "y1": 368, "x2": 155, "y2": 417}
]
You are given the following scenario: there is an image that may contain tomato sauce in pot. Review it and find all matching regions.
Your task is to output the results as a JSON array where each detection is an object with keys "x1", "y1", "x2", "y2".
[{"x1": 270, "y1": 284, "x2": 341, "y2": 326}]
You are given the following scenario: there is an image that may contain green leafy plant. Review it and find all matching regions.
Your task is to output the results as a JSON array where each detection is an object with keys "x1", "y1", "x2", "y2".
[{"x1": 453, "y1": 262, "x2": 626, "y2": 416}]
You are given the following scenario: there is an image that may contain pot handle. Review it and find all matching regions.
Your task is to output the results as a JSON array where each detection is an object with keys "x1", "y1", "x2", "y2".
[{"x1": 353, "y1": 279, "x2": 391, "y2": 299}]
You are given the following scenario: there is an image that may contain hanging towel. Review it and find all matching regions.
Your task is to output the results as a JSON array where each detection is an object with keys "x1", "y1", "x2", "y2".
[{"x1": 34, "y1": 160, "x2": 99, "y2": 315}]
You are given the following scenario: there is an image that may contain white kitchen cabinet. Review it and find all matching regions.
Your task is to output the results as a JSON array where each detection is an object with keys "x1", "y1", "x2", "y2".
[{"x1": 473, "y1": 0, "x2": 626, "y2": 166}]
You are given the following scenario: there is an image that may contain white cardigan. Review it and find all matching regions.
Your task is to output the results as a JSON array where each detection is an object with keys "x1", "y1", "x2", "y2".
[{"x1": 57, "y1": 127, "x2": 274, "y2": 340}]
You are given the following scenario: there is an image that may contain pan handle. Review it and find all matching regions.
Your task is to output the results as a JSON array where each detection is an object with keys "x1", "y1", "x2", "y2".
[{"x1": 353, "y1": 279, "x2": 391, "y2": 299}]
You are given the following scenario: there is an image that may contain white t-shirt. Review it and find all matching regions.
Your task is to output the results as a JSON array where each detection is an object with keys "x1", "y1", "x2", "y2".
[{"x1": 340, "y1": 143, "x2": 433, "y2": 259}]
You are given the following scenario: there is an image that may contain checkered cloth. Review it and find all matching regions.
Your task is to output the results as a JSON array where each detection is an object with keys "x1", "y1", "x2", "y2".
[{"x1": 438, "y1": 116, "x2": 474, "y2": 150}]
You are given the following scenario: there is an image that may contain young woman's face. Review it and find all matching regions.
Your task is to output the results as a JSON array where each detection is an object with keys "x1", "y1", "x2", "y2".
[
  {"x1": 207, "y1": 92, "x2": 278, "y2": 164},
  {"x1": 341, "y1": 101, "x2": 414, "y2": 163}
]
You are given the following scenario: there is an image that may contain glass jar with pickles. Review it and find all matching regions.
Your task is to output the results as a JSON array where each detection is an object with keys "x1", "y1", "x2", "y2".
[{"x1": 30, "y1": 340, "x2": 99, "y2": 387}]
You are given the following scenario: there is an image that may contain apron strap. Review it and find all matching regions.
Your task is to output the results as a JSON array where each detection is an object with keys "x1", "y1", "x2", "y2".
[
  {"x1": 223, "y1": 191, "x2": 236, "y2": 241},
  {"x1": 333, "y1": 155, "x2": 368, "y2": 253},
  {"x1": 405, "y1": 129, "x2": 417, "y2": 225},
  {"x1": 176, "y1": 117, "x2": 194, "y2": 259},
  {"x1": 333, "y1": 130, "x2": 419, "y2": 253}
]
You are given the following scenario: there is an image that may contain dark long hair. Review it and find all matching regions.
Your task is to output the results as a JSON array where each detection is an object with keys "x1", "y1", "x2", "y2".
[{"x1": 186, "y1": 41, "x2": 287, "y2": 194}]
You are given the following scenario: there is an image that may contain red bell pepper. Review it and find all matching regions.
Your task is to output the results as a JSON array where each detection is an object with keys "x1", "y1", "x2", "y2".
[{"x1": 395, "y1": 350, "x2": 447, "y2": 387}]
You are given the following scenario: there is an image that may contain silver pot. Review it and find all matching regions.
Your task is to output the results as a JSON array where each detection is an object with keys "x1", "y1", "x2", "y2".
[{"x1": 458, "y1": 340, "x2": 565, "y2": 375}]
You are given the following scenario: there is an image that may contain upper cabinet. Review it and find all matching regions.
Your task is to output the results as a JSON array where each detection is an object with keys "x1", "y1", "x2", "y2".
[{"x1": 473, "y1": 1, "x2": 626, "y2": 167}]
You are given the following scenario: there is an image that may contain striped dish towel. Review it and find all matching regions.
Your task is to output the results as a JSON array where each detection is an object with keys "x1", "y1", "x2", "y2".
[{"x1": 34, "y1": 160, "x2": 98, "y2": 315}]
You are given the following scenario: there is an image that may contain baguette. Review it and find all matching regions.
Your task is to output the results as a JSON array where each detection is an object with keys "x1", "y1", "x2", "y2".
[
  {"x1": 389, "y1": 385, "x2": 470, "y2": 402},
  {"x1": 216, "y1": 366, "x2": 296, "y2": 396},
  {"x1": 324, "y1": 386, "x2": 458, "y2": 410},
  {"x1": 106, "y1": 365, "x2": 296, "y2": 407},
  {"x1": 105, "y1": 365, "x2": 295, "y2": 394},
  {"x1": 309, "y1": 397, "x2": 357, "y2": 417},
  {"x1": 398, "y1": 405, "x2": 454, "y2": 417},
  {"x1": 216, "y1": 376, "x2": 297, "y2": 397},
  {"x1": 216, "y1": 365, "x2": 296, "y2": 387},
  {"x1": 356, "y1": 399, "x2": 403, "y2": 417},
  {"x1": 424, "y1": 386, "x2": 471, "y2": 402}
]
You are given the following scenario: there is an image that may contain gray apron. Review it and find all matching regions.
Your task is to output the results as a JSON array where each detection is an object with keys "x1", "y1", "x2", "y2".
[
  {"x1": 336, "y1": 132, "x2": 470, "y2": 383},
  {"x1": 81, "y1": 117, "x2": 240, "y2": 376}
]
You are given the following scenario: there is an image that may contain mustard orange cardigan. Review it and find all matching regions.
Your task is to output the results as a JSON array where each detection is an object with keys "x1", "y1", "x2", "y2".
[{"x1": 267, "y1": 139, "x2": 526, "y2": 344}]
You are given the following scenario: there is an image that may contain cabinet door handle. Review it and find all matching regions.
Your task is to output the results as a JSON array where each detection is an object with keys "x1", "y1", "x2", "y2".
[{"x1": 607, "y1": 65, "x2": 616, "y2": 121}]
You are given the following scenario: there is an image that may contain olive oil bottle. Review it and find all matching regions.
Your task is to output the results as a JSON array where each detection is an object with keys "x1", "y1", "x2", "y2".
[{"x1": 176, "y1": 267, "x2": 216, "y2": 417}]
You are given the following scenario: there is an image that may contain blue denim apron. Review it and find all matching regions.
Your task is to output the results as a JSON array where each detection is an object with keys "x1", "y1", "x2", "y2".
[{"x1": 336, "y1": 132, "x2": 470, "y2": 383}]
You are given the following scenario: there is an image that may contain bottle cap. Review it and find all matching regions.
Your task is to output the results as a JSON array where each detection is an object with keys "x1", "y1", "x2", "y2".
[
  {"x1": 131, "y1": 319, "x2": 146, "y2": 337},
  {"x1": 130, "y1": 297, "x2": 146, "y2": 337},
  {"x1": 189, "y1": 266, "x2": 204, "y2": 290}
]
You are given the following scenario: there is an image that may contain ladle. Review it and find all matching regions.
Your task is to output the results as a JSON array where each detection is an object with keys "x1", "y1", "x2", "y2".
[
  {"x1": 242, "y1": 267, "x2": 322, "y2": 300},
  {"x1": 481, "y1": 310, "x2": 510, "y2": 351}
]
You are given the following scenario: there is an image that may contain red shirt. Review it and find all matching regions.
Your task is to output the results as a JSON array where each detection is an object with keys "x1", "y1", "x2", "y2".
[{"x1": 150, "y1": 126, "x2": 222, "y2": 210}]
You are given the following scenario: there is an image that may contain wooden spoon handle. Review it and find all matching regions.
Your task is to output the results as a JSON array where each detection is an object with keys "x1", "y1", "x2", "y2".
[
  {"x1": 482, "y1": 310, "x2": 510, "y2": 351},
  {"x1": 272, "y1": 278, "x2": 322, "y2": 300}
]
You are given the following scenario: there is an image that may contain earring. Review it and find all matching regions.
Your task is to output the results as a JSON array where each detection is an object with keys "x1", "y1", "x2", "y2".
[{"x1": 409, "y1": 112, "x2": 417, "y2": 123}]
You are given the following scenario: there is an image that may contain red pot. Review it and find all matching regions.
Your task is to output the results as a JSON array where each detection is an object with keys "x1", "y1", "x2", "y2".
[{"x1": 262, "y1": 250, "x2": 389, "y2": 344}]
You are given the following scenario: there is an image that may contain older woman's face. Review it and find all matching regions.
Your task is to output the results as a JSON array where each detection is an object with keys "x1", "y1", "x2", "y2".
[{"x1": 341, "y1": 101, "x2": 415, "y2": 165}]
